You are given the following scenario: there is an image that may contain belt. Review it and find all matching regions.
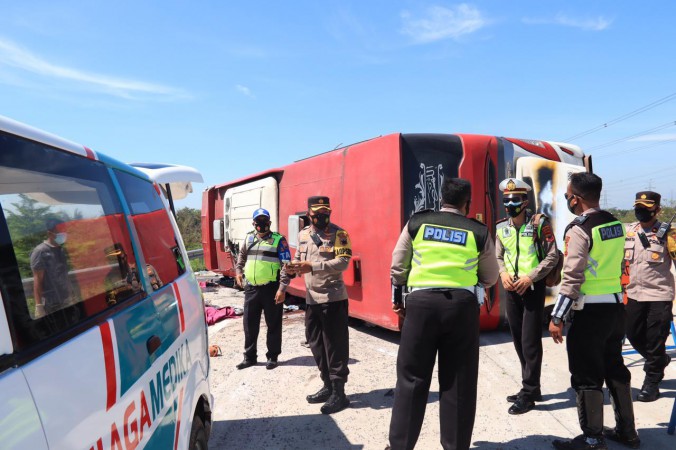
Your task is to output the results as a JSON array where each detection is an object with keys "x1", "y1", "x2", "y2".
[
  {"x1": 582, "y1": 293, "x2": 621, "y2": 304},
  {"x1": 410, "y1": 286, "x2": 475, "y2": 294}
]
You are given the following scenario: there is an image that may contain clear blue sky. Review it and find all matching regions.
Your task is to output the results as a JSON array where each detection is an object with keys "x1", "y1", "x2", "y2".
[{"x1": 2, "y1": 1, "x2": 675, "y2": 210}]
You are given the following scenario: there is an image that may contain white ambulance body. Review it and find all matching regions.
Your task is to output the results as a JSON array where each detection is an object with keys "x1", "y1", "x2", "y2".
[{"x1": 0, "y1": 115, "x2": 212, "y2": 450}]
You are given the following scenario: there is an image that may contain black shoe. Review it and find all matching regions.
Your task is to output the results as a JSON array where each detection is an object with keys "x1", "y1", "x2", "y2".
[
  {"x1": 306, "y1": 384, "x2": 332, "y2": 404},
  {"x1": 265, "y1": 359, "x2": 278, "y2": 370},
  {"x1": 552, "y1": 435, "x2": 607, "y2": 450},
  {"x1": 508, "y1": 398, "x2": 535, "y2": 415},
  {"x1": 320, "y1": 380, "x2": 350, "y2": 414},
  {"x1": 636, "y1": 383, "x2": 660, "y2": 402},
  {"x1": 320, "y1": 392, "x2": 350, "y2": 414},
  {"x1": 236, "y1": 359, "x2": 256, "y2": 370},
  {"x1": 602, "y1": 427, "x2": 640, "y2": 449},
  {"x1": 507, "y1": 392, "x2": 543, "y2": 402}
]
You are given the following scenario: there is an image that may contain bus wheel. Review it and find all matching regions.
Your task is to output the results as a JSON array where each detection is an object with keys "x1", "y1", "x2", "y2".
[{"x1": 189, "y1": 415, "x2": 208, "y2": 450}]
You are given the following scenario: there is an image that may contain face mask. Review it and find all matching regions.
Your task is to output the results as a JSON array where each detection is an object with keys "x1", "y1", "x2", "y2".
[
  {"x1": 566, "y1": 195, "x2": 577, "y2": 215},
  {"x1": 254, "y1": 220, "x2": 270, "y2": 234},
  {"x1": 634, "y1": 207, "x2": 655, "y2": 223},
  {"x1": 311, "y1": 213, "x2": 330, "y2": 229},
  {"x1": 504, "y1": 201, "x2": 524, "y2": 218},
  {"x1": 54, "y1": 232, "x2": 67, "y2": 245}
]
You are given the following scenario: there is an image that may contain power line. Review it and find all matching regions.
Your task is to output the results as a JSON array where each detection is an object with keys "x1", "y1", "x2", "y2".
[
  {"x1": 585, "y1": 121, "x2": 676, "y2": 152},
  {"x1": 604, "y1": 165, "x2": 676, "y2": 186},
  {"x1": 563, "y1": 92, "x2": 676, "y2": 142},
  {"x1": 594, "y1": 138, "x2": 676, "y2": 159}
]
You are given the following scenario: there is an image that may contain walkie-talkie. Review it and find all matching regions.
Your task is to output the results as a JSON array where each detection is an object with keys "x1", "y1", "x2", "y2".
[{"x1": 656, "y1": 212, "x2": 676, "y2": 240}]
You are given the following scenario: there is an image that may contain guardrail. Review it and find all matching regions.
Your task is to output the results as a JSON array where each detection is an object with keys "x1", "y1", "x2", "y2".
[{"x1": 187, "y1": 249, "x2": 204, "y2": 259}]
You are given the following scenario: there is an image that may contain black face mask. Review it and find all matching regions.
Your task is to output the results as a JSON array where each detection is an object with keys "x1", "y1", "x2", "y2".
[
  {"x1": 506, "y1": 204, "x2": 524, "y2": 218},
  {"x1": 566, "y1": 195, "x2": 577, "y2": 215},
  {"x1": 634, "y1": 207, "x2": 655, "y2": 223},
  {"x1": 254, "y1": 220, "x2": 271, "y2": 234},
  {"x1": 311, "y1": 213, "x2": 330, "y2": 229}
]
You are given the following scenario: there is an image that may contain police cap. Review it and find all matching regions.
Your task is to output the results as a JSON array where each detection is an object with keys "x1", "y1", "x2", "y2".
[
  {"x1": 498, "y1": 178, "x2": 531, "y2": 197},
  {"x1": 308, "y1": 196, "x2": 331, "y2": 212},
  {"x1": 252, "y1": 208, "x2": 271, "y2": 219},
  {"x1": 634, "y1": 191, "x2": 661, "y2": 208}
]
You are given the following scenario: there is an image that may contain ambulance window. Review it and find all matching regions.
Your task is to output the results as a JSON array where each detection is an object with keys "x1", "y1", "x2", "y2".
[
  {"x1": 0, "y1": 131, "x2": 142, "y2": 352},
  {"x1": 114, "y1": 170, "x2": 186, "y2": 288}
]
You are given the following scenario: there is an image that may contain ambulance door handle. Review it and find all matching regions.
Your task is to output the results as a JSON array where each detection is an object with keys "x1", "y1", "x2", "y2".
[{"x1": 147, "y1": 335, "x2": 162, "y2": 355}]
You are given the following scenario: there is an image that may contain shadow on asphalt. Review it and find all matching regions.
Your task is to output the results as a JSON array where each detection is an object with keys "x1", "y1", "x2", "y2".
[
  {"x1": 473, "y1": 426, "x2": 676, "y2": 449},
  {"x1": 281, "y1": 355, "x2": 360, "y2": 367},
  {"x1": 349, "y1": 388, "x2": 441, "y2": 410},
  {"x1": 209, "y1": 415, "x2": 364, "y2": 449}
]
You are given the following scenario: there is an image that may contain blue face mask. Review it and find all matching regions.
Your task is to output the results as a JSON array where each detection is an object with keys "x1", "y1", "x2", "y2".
[{"x1": 54, "y1": 232, "x2": 67, "y2": 245}]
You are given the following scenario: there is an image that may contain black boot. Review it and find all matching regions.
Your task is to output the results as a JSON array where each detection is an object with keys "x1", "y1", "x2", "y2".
[
  {"x1": 636, "y1": 380, "x2": 660, "y2": 402},
  {"x1": 603, "y1": 380, "x2": 640, "y2": 448},
  {"x1": 306, "y1": 382, "x2": 332, "y2": 404},
  {"x1": 320, "y1": 380, "x2": 350, "y2": 414},
  {"x1": 553, "y1": 390, "x2": 606, "y2": 449}
]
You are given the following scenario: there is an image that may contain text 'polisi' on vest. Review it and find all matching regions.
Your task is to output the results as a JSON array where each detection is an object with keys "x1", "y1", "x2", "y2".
[{"x1": 422, "y1": 226, "x2": 468, "y2": 246}]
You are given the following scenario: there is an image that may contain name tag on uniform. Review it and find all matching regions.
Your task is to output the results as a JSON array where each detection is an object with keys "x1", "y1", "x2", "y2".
[
  {"x1": 600, "y1": 224, "x2": 623, "y2": 241},
  {"x1": 422, "y1": 225, "x2": 468, "y2": 246},
  {"x1": 319, "y1": 246, "x2": 333, "y2": 252}
]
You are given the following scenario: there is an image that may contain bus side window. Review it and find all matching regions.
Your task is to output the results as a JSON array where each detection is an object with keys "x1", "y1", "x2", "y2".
[
  {"x1": 0, "y1": 133, "x2": 141, "y2": 351},
  {"x1": 114, "y1": 170, "x2": 185, "y2": 290}
]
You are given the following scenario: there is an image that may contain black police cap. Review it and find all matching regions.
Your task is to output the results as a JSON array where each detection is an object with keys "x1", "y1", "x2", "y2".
[
  {"x1": 308, "y1": 196, "x2": 331, "y2": 211},
  {"x1": 634, "y1": 191, "x2": 661, "y2": 207}
]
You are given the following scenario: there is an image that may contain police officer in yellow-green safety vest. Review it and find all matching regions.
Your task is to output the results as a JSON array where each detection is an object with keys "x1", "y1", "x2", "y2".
[
  {"x1": 495, "y1": 178, "x2": 559, "y2": 416},
  {"x1": 549, "y1": 172, "x2": 639, "y2": 450},
  {"x1": 235, "y1": 208, "x2": 291, "y2": 371},
  {"x1": 388, "y1": 177, "x2": 499, "y2": 450}
]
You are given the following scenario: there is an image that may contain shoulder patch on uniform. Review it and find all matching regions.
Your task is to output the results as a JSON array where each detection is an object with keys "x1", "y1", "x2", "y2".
[{"x1": 334, "y1": 229, "x2": 352, "y2": 257}]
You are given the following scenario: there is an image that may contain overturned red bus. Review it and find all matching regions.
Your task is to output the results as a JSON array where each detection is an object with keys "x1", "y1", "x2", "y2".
[{"x1": 202, "y1": 133, "x2": 590, "y2": 331}]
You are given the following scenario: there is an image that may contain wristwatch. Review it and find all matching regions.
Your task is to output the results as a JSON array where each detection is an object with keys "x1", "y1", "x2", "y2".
[{"x1": 551, "y1": 317, "x2": 562, "y2": 326}]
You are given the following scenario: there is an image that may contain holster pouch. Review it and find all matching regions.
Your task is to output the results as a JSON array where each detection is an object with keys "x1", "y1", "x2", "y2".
[{"x1": 571, "y1": 295, "x2": 585, "y2": 311}]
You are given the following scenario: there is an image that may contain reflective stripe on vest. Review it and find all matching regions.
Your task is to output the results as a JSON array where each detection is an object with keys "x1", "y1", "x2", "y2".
[
  {"x1": 407, "y1": 223, "x2": 479, "y2": 288},
  {"x1": 496, "y1": 220, "x2": 541, "y2": 278},
  {"x1": 581, "y1": 221, "x2": 624, "y2": 295},
  {"x1": 244, "y1": 232, "x2": 282, "y2": 286}
]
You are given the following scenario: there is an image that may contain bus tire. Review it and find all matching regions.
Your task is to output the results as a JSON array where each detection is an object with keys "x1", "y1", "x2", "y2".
[{"x1": 189, "y1": 415, "x2": 208, "y2": 450}]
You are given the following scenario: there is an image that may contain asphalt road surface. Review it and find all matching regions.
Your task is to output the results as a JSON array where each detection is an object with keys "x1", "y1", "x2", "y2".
[{"x1": 202, "y1": 285, "x2": 676, "y2": 449}]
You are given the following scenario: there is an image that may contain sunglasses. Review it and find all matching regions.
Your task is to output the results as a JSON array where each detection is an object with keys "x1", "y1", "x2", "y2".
[
  {"x1": 564, "y1": 193, "x2": 582, "y2": 201},
  {"x1": 503, "y1": 200, "x2": 524, "y2": 207}
]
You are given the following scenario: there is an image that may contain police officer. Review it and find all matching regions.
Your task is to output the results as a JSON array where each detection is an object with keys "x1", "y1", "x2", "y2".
[
  {"x1": 235, "y1": 208, "x2": 291, "y2": 370},
  {"x1": 387, "y1": 178, "x2": 499, "y2": 450},
  {"x1": 624, "y1": 191, "x2": 675, "y2": 402},
  {"x1": 549, "y1": 173, "x2": 639, "y2": 450},
  {"x1": 283, "y1": 196, "x2": 352, "y2": 415},
  {"x1": 496, "y1": 178, "x2": 560, "y2": 415}
]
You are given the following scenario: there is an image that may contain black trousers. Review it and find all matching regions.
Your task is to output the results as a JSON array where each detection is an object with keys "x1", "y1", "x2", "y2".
[
  {"x1": 567, "y1": 303, "x2": 631, "y2": 392},
  {"x1": 389, "y1": 289, "x2": 480, "y2": 450},
  {"x1": 505, "y1": 280, "x2": 545, "y2": 400},
  {"x1": 306, "y1": 299, "x2": 350, "y2": 383},
  {"x1": 243, "y1": 282, "x2": 283, "y2": 361},
  {"x1": 625, "y1": 298, "x2": 674, "y2": 383}
]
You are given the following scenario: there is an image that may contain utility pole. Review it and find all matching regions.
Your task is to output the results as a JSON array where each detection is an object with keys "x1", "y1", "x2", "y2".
[{"x1": 646, "y1": 179, "x2": 654, "y2": 191}]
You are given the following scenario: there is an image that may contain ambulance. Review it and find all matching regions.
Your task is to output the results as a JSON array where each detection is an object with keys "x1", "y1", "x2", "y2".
[
  {"x1": 0, "y1": 115, "x2": 212, "y2": 450},
  {"x1": 202, "y1": 133, "x2": 590, "y2": 331}
]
